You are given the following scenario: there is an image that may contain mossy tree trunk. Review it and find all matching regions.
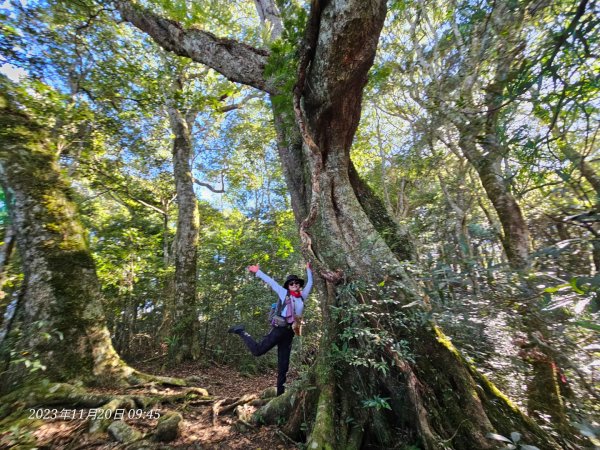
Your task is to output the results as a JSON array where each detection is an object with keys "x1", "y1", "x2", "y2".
[
  {"x1": 114, "y1": 1, "x2": 567, "y2": 448},
  {"x1": 0, "y1": 221, "x2": 16, "y2": 328},
  {"x1": 0, "y1": 92, "x2": 135, "y2": 392}
]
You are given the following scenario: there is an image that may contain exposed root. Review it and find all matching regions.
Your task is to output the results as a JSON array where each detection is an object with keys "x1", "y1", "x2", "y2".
[
  {"x1": 276, "y1": 429, "x2": 300, "y2": 445},
  {"x1": 237, "y1": 418, "x2": 256, "y2": 429},
  {"x1": 129, "y1": 371, "x2": 189, "y2": 387},
  {"x1": 212, "y1": 398, "x2": 227, "y2": 426},
  {"x1": 220, "y1": 394, "x2": 258, "y2": 414},
  {"x1": 253, "y1": 390, "x2": 295, "y2": 425}
]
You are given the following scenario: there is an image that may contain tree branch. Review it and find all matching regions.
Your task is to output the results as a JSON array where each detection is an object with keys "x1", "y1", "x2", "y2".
[
  {"x1": 194, "y1": 175, "x2": 225, "y2": 193},
  {"x1": 113, "y1": 1, "x2": 275, "y2": 94},
  {"x1": 218, "y1": 93, "x2": 261, "y2": 113}
]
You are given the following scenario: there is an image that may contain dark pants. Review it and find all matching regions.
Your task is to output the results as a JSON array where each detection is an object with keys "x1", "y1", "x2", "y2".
[{"x1": 238, "y1": 326, "x2": 294, "y2": 395}]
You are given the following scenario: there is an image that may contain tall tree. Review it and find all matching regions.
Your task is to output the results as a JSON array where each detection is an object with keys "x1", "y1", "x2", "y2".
[{"x1": 158, "y1": 66, "x2": 201, "y2": 361}]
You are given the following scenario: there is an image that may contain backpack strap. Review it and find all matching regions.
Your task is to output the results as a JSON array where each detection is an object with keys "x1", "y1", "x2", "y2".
[{"x1": 275, "y1": 294, "x2": 286, "y2": 316}]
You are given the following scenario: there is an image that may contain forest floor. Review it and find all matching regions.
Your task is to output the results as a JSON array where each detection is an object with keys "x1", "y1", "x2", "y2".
[{"x1": 25, "y1": 361, "x2": 301, "y2": 450}]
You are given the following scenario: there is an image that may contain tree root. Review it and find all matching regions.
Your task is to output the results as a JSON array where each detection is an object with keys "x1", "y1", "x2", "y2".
[
  {"x1": 127, "y1": 370, "x2": 189, "y2": 387},
  {"x1": 212, "y1": 394, "x2": 259, "y2": 425},
  {"x1": 276, "y1": 429, "x2": 300, "y2": 445},
  {"x1": 212, "y1": 398, "x2": 227, "y2": 426},
  {"x1": 253, "y1": 390, "x2": 295, "y2": 425},
  {"x1": 0, "y1": 378, "x2": 290, "y2": 449}
]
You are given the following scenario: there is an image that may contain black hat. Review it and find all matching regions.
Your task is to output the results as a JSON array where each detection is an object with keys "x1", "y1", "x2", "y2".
[{"x1": 283, "y1": 274, "x2": 305, "y2": 289}]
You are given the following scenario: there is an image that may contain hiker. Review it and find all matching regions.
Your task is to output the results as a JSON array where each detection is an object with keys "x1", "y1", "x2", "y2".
[{"x1": 228, "y1": 262, "x2": 313, "y2": 396}]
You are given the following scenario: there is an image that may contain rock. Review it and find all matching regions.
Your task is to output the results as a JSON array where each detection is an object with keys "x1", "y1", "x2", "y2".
[
  {"x1": 152, "y1": 411, "x2": 183, "y2": 442},
  {"x1": 186, "y1": 375, "x2": 204, "y2": 384},
  {"x1": 260, "y1": 387, "x2": 277, "y2": 399},
  {"x1": 107, "y1": 421, "x2": 143, "y2": 443}
]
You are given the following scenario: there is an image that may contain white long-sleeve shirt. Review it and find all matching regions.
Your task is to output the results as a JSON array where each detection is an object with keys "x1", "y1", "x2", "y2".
[{"x1": 255, "y1": 268, "x2": 313, "y2": 318}]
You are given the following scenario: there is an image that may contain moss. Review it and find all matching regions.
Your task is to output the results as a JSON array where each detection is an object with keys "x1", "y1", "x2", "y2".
[
  {"x1": 433, "y1": 325, "x2": 520, "y2": 413},
  {"x1": 0, "y1": 409, "x2": 42, "y2": 448}
]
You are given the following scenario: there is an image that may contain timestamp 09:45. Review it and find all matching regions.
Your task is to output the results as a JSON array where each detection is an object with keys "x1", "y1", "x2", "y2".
[{"x1": 28, "y1": 408, "x2": 162, "y2": 421}]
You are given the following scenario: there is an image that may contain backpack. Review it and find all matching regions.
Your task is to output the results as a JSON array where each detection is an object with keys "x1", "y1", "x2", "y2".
[{"x1": 269, "y1": 292, "x2": 303, "y2": 327}]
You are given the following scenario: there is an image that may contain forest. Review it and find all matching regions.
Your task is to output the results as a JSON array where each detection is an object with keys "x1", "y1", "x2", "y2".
[{"x1": 0, "y1": 0, "x2": 598, "y2": 449}]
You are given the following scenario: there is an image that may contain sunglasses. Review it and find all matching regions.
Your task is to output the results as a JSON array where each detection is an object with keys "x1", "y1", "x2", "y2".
[{"x1": 289, "y1": 281, "x2": 302, "y2": 286}]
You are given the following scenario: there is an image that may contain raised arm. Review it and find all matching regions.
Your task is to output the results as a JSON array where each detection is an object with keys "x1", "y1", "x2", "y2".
[
  {"x1": 302, "y1": 262, "x2": 314, "y2": 298},
  {"x1": 248, "y1": 264, "x2": 287, "y2": 298}
]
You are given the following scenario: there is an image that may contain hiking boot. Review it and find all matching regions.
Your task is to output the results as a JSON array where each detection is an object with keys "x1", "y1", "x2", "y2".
[{"x1": 227, "y1": 324, "x2": 245, "y2": 334}]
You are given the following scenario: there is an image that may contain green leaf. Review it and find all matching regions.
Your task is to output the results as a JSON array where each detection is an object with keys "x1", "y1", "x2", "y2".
[
  {"x1": 575, "y1": 321, "x2": 600, "y2": 332},
  {"x1": 543, "y1": 283, "x2": 569, "y2": 293},
  {"x1": 569, "y1": 278, "x2": 585, "y2": 294}
]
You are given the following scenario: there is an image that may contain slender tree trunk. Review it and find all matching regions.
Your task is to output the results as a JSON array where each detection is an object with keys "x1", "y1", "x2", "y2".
[
  {"x1": 554, "y1": 133, "x2": 600, "y2": 202},
  {"x1": 438, "y1": 174, "x2": 480, "y2": 294},
  {"x1": 163, "y1": 102, "x2": 201, "y2": 362},
  {"x1": 0, "y1": 95, "x2": 134, "y2": 390},
  {"x1": 458, "y1": 129, "x2": 530, "y2": 270}
]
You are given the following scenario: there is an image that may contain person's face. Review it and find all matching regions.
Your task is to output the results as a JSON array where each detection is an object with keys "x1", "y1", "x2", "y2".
[{"x1": 289, "y1": 281, "x2": 302, "y2": 292}]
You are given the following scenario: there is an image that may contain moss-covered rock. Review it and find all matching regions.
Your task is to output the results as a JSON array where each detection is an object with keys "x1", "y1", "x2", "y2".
[
  {"x1": 260, "y1": 386, "x2": 277, "y2": 399},
  {"x1": 107, "y1": 420, "x2": 143, "y2": 443},
  {"x1": 151, "y1": 411, "x2": 182, "y2": 442}
]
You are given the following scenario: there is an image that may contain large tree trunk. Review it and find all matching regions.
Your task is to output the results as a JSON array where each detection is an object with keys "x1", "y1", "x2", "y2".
[
  {"x1": 286, "y1": 2, "x2": 557, "y2": 448},
  {"x1": 0, "y1": 222, "x2": 16, "y2": 328},
  {"x1": 0, "y1": 94, "x2": 134, "y2": 391},
  {"x1": 114, "y1": 1, "x2": 566, "y2": 447}
]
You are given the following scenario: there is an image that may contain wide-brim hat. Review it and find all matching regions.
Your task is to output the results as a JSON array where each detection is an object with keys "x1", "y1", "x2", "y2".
[{"x1": 284, "y1": 274, "x2": 305, "y2": 289}]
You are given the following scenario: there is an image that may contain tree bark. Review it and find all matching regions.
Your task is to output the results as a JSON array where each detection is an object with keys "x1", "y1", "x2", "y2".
[
  {"x1": 0, "y1": 221, "x2": 16, "y2": 325},
  {"x1": 253, "y1": 0, "x2": 283, "y2": 40},
  {"x1": 161, "y1": 96, "x2": 201, "y2": 362},
  {"x1": 0, "y1": 94, "x2": 134, "y2": 390},
  {"x1": 458, "y1": 128, "x2": 531, "y2": 270}
]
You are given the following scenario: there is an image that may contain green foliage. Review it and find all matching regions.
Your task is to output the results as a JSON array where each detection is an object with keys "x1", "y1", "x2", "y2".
[
  {"x1": 265, "y1": 1, "x2": 306, "y2": 115},
  {"x1": 362, "y1": 395, "x2": 392, "y2": 411},
  {"x1": 0, "y1": 422, "x2": 37, "y2": 448}
]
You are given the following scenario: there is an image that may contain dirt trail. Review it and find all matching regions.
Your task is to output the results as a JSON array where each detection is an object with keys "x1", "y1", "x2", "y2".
[{"x1": 27, "y1": 363, "x2": 301, "y2": 449}]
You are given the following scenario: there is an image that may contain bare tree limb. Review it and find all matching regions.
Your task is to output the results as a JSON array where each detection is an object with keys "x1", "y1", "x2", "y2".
[
  {"x1": 253, "y1": 0, "x2": 283, "y2": 40},
  {"x1": 194, "y1": 179, "x2": 225, "y2": 194},
  {"x1": 218, "y1": 93, "x2": 261, "y2": 113}
]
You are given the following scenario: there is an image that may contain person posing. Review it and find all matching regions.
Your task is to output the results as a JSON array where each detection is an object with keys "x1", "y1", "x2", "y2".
[{"x1": 228, "y1": 262, "x2": 313, "y2": 396}]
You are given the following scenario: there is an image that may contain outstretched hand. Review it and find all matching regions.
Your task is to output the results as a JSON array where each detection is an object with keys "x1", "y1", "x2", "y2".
[
  {"x1": 248, "y1": 264, "x2": 260, "y2": 273},
  {"x1": 306, "y1": 261, "x2": 311, "y2": 270}
]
